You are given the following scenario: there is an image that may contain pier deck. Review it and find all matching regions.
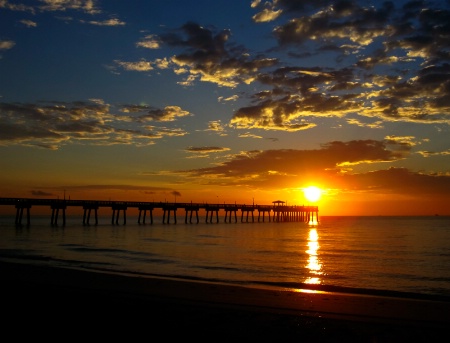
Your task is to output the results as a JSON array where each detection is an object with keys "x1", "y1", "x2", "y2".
[{"x1": 0, "y1": 198, "x2": 318, "y2": 225}]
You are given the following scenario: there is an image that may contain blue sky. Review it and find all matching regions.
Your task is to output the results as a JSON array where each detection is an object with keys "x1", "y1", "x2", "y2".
[{"x1": 1, "y1": 0, "x2": 449, "y2": 215}]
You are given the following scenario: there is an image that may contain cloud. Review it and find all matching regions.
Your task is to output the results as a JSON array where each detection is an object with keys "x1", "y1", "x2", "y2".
[
  {"x1": 178, "y1": 140, "x2": 397, "y2": 180},
  {"x1": 1, "y1": 0, "x2": 122, "y2": 27},
  {"x1": 20, "y1": 19, "x2": 37, "y2": 27},
  {"x1": 136, "y1": 35, "x2": 161, "y2": 49},
  {"x1": 218, "y1": 95, "x2": 239, "y2": 102},
  {"x1": 31, "y1": 190, "x2": 53, "y2": 196},
  {"x1": 230, "y1": 93, "x2": 326, "y2": 131},
  {"x1": 29, "y1": 184, "x2": 180, "y2": 199},
  {"x1": 138, "y1": 22, "x2": 278, "y2": 87},
  {"x1": 273, "y1": 2, "x2": 392, "y2": 46},
  {"x1": 238, "y1": 132, "x2": 262, "y2": 139},
  {"x1": 1, "y1": 0, "x2": 101, "y2": 15},
  {"x1": 176, "y1": 139, "x2": 450, "y2": 196},
  {"x1": 203, "y1": 120, "x2": 227, "y2": 136},
  {"x1": 145, "y1": 106, "x2": 191, "y2": 122},
  {"x1": 252, "y1": 8, "x2": 282, "y2": 23},
  {"x1": 72, "y1": 184, "x2": 171, "y2": 191},
  {"x1": 38, "y1": 0, "x2": 101, "y2": 14},
  {"x1": 0, "y1": 100, "x2": 190, "y2": 148},
  {"x1": 185, "y1": 146, "x2": 230, "y2": 154},
  {"x1": 143, "y1": 126, "x2": 188, "y2": 138},
  {"x1": 416, "y1": 149, "x2": 450, "y2": 158},
  {"x1": 184, "y1": 146, "x2": 231, "y2": 159},
  {"x1": 0, "y1": 1, "x2": 35, "y2": 13},
  {"x1": 183, "y1": 139, "x2": 407, "y2": 176},
  {"x1": 121, "y1": 105, "x2": 191, "y2": 122},
  {"x1": 0, "y1": 40, "x2": 15, "y2": 50},
  {"x1": 114, "y1": 59, "x2": 153, "y2": 72},
  {"x1": 84, "y1": 18, "x2": 125, "y2": 26}
]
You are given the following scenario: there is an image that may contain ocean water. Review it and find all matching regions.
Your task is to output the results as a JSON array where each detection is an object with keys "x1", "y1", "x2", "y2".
[{"x1": 1, "y1": 214, "x2": 449, "y2": 298}]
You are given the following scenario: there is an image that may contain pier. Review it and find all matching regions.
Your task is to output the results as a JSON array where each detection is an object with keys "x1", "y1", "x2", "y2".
[{"x1": 0, "y1": 198, "x2": 318, "y2": 226}]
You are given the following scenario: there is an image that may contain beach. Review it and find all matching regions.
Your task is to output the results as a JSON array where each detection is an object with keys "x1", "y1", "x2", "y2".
[{"x1": 2, "y1": 261, "x2": 449, "y2": 342}]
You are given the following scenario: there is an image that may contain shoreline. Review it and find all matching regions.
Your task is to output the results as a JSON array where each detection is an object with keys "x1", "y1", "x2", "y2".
[{"x1": 2, "y1": 261, "x2": 449, "y2": 341}]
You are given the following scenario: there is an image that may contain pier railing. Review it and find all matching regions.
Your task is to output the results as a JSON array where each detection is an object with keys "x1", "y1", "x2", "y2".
[{"x1": 0, "y1": 197, "x2": 318, "y2": 226}]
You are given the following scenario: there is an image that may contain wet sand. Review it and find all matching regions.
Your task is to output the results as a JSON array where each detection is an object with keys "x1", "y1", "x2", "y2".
[{"x1": 1, "y1": 261, "x2": 449, "y2": 342}]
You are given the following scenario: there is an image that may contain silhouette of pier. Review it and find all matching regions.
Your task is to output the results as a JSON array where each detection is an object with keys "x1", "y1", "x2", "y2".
[{"x1": 0, "y1": 198, "x2": 318, "y2": 226}]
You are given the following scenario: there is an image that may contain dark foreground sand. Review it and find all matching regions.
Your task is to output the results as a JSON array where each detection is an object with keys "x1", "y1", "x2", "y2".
[{"x1": 1, "y1": 261, "x2": 449, "y2": 342}]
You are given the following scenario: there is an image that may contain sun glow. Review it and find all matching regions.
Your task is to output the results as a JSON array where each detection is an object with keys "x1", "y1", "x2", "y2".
[{"x1": 303, "y1": 186, "x2": 322, "y2": 202}]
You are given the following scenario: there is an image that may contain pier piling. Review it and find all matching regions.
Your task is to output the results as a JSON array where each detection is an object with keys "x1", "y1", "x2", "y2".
[
  {"x1": 15, "y1": 201, "x2": 31, "y2": 226},
  {"x1": 112, "y1": 204, "x2": 127, "y2": 225},
  {"x1": 184, "y1": 205, "x2": 199, "y2": 224},
  {"x1": 205, "y1": 206, "x2": 219, "y2": 223},
  {"x1": 51, "y1": 202, "x2": 67, "y2": 226},
  {"x1": 224, "y1": 207, "x2": 238, "y2": 223},
  {"x1": 138, "y1": 205, "x2": 154, "y2": 224},
  {"x1": 83, "y1": 203, "x2": 99, "y2": 225},
  {"x1": 163, "y1": 205, "x2": 177, "y2": 224}
]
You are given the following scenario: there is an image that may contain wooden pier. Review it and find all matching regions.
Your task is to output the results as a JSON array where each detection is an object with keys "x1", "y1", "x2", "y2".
[{"x1": 0, "y1": 198, "x2": 318, "y2": 226}]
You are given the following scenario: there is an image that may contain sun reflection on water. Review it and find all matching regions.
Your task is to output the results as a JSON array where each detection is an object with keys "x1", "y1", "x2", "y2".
[
  {"x1": 305, "y1": 228, "x2": 322, "y2": 284},
  {"x1": 308, "y1": 218, "x2": 319, "y2": 225}
]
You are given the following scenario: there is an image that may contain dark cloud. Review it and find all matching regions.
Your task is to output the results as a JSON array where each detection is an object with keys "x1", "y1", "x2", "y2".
[
  {"x1": 340, "y1": 167, "x2": 450, "y2": 195},
  {"x1": 178, "y1": 139, "x2": 449, "y2": 196},
  {"x1": 185, "y1": 146, "x2": 230, "y2": 153},
  {"x1": 230, "y1": 86, "x2": 358, "y2": 130},
  {"x1": 31, "y1": 190, "x2": 53, "y2": 196},
  {"x1": 121, "y1": 104, "x2": 191, "y2": 122},
  {"x1": 183, "y1": 139, "x2": 405, "y2": 177},
  {"x1": 272, "y1": 1, "x2": 392, "y2": 46},
  {"x1": 0, "y1": 101, "x2": 190, "y2": 148},
  {"x1": 154, "y1": 22, "x2": 278, "y2": 87}
]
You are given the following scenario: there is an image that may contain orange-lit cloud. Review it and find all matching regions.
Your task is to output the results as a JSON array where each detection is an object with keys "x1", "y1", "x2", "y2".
[{"x1": 174, "y1": 139, "x2": 450, "y2": 199}]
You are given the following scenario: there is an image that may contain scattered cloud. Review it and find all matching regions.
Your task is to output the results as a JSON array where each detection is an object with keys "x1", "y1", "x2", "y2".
[
  {"x1": 0, "y1": 40, "x2": 15, "y2": 50},
  {"x1": 114, "y1": 59, "x2": 153, "y2": 72},
  {"x1": 136, "y1": 35, "x2": 161, "y2": 49},
  {"x1": 20, "y1": 19, "x2": 37, "y2": 27},
  {"x1": 83, "y1": 18, "x2": 125, "y2": 26},
  {"x1": 238, "y1": 132, "x2": 262, "y2": 139}
]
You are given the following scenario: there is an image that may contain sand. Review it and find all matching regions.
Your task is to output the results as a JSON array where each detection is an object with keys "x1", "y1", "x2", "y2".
[{"x1": 1, "y1": 261, "x2": 449, "y2": 342}]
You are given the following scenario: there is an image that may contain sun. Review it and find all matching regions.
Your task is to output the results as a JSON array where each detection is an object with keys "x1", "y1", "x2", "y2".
[{"x1": 303, "y1": 186, "x2": 322, "y2": 202}]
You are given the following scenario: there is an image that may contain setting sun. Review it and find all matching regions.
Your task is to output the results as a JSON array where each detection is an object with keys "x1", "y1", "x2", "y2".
[{"x1": 303, "y1": 186, "x2": 322, "y2": 202}]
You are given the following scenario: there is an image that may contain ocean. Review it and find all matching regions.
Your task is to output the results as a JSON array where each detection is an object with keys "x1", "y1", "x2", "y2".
[{"x1": 1, "y1": 214, "x2": 449, "y2": 299}]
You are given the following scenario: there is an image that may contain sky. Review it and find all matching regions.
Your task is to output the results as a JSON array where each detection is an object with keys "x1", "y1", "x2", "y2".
[{"x1": 1, "y1": 0, "x2": 449, "y2": 216}]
